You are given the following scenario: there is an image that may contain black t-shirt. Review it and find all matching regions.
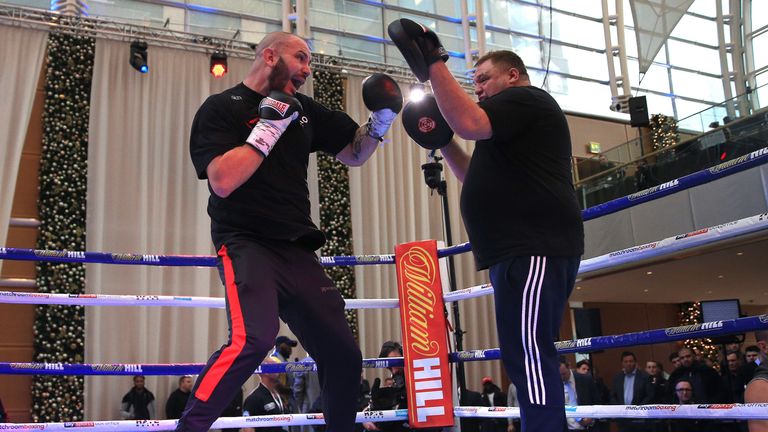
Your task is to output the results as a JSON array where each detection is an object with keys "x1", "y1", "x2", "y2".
[
  {"x1": 460, "y1": 86, "x2": 584, "y2": 269},
  {"x1": 190, "y1": 83, "x2": 359, "y2": 250},
  {"x1": 242, "y1": 385, "x2": 286, "y2": 432}
]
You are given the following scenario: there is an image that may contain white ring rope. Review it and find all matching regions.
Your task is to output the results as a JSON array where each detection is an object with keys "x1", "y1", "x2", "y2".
[
  {"x1": 2, "y1": 405, "x2": 767, "y2": 431},
  {"x1": 0, "y1": 284, "x2": 495, "y2": 309}
]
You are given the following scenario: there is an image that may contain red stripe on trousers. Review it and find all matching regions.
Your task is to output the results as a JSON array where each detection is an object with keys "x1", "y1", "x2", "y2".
[{"x1": 194, "y1": 245, "x2": 246, "y2": 402}]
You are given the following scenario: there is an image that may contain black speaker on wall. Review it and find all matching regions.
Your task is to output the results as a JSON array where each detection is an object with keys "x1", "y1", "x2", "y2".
[
  {"x1": 574, "y1": 308, "x2": 603, "y2": 339},
  {"x1": 629, "y1": 96, "x2": 650, "y2": 127}
]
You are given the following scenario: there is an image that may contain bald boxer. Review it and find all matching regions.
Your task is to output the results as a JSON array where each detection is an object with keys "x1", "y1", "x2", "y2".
[
  {"x1": 392, "y1": 20, "x2": 584, "y2": 432},
  {"x1": 181, "y1": 31, "x2": 401, "y2": 432}
]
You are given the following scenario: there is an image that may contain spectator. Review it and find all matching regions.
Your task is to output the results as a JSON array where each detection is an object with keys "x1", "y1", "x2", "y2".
[
  {"x1": 243, "y1": 358, "x2": 287, "y2": 432},
  {"x1": 745, "y1": 346, "x2": 761, "y2": 364},
  {"x1": 480, "y1": 377, "x2": 506, "y2": 432},
  {"x1": 667, "y1": 347, "x2": 726, "y2": 403},
  {"x1": 669, "y1": 351, "x2": 681, "y2": 371},
  {"x1": 611, "y1": 351, "x2": 654, "y2": 432},
  {"x1": 363, "y1": 341, "x2": 406, "y2": 432},
  {"x1": 645, "y1": 361, "x2": 668, "y2": 403},
  {"x1": 458, "y1": 386, "x2": 485, "y2": 432},
  {"x1": 506, "y1": 382, "x2": 520, "y2": 432},
  {"x1": 575, "y1": 360, "x2": 591, "y2": 375},
  {"x1": 560, "y1": 357, "x2": 598, "y2": 431},
  {"x1": 357, "y1": 373, "x2": 371, "y2": 412},
  {"x1": 671, "y1": 379, "x2": 722, "y2": 432},
  {"x1": 293, "y1": 354, "x2": 321, "y2": 432},
  {"x1": 722, "y1": 351, "x2": 748, "y2": 403},
  {"x1": 166, "y1": 375, "x2": 193, "y2": 419},
  {"x1": 220, "y1": 387, "x2": 244, "y2": 432},
  {"x1": 0, "y1": 396, "x2": 7, "y2": 422},
  {"x1": 121, "y1": 375, "x2": 156, "y2": 420},
  {"x1": 271, "y1": 335, "x2": 298, "y2": 416},
  {"x1": 363, "y1": 341, "x2": 443, "y2": 432}
]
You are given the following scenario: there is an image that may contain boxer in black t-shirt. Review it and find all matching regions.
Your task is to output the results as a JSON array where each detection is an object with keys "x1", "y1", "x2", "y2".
[
  {"x1": 178, "y1": 31, "x2": 401, "y2": 432},
  {"x1": 391, "y1": 19, "x2": 583, "y2": 432}
]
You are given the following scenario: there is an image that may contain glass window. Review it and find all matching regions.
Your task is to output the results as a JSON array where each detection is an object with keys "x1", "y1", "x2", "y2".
[
  {"x1": 313, "y1": 31, "x2": 384, "y2": 63},
  {"x1": 552, "y1": 12, "x2": 605, "y2": 50},
  {"x1": 386, "y1": 0, "x2": 461, "y2": 16},
  {"x1": 186, "y1": 0, "x2": 281, "y2": 19},
  {"x1": 188, "y1": 10, "x2": 241, "y2": 39},
  {"x1": 549, "y1": 45, "x2": 608, "y2": 81},
  {"x1": 637, "y1": 64, "x2": 672, "y2": 94},
  {"x1": 88, "y1": 0, "x2": 165, "y2": 27},
  {"x1": 635, "y1": 91, "x2": 675, "y2": 117},
  {"x1": 311, "y1": 11, "x2": 383, "y2": 37},
  {"x1": 687, "y1": 0, "x2": 717, "y2": 17},
  {"x1": 756, "y1": 72, "x2": 767, "y2": 109},
  {"x1": 751, "y1": 0, "x2": 768, "y2": 29},
  {"x1": 623, "y1": 28, "x2": 638, "y2": 58},
  {"x1": 671, "y1": 14, "x2": 719, "y2": 46},
  {"x1": 667, "y1": 40, "x2": 722, "y2": 74},
  {"x1": 547, "y1": 77, "x2": 614, "y2": 117},
  {"x1": 675, "y1": 99, "x2": 720, "y2": 131},
  {"x1": 3, "y1": 0, "x2": 49, "y2": 10},
  {"x1": 483, "y1": 1, "x2": 539, "y2": 35},
  {"x1": 550, "y1": 0, "x2": 603, "y2": 18},
  {"x1": 671, "y1": 69, "x2": 724, "y2": 101},
  {"x1": 753, "y1": 33, "x2": 768, "y2": 71}
]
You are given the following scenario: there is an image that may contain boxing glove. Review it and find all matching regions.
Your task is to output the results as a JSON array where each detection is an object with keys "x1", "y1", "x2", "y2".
[
  {"x1": 388, "y1": 18, "x2": 449, "y2": 82},
  {"x1": 246, "y1": 91, "x2": 302, "y2": 157}
]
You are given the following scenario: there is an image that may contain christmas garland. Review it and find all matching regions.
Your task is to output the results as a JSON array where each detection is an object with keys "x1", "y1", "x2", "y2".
[
  {"x1": 313, "y1": 69, "x2": 359, "y2": 339},
  {"x1": 32, "y1": 31, "x2": 94, "y2": 422}
]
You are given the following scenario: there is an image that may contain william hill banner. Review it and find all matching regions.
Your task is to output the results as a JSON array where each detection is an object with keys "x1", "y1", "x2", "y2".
[{"x1": 394, "y1": 240, "x2": 454, "y2": 428}]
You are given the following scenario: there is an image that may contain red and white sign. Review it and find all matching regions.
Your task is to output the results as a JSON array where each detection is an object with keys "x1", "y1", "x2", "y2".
[{"x1": 395, "y1": 240, "x2": 454, "y2": 428}]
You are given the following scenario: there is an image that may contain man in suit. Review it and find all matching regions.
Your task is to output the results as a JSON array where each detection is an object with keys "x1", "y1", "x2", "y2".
[
  {"x1": 559, "y1": 357, "x2": 600, "y2": 431},
  {"x1": 610, "y1": 351, "x2": 654, "y2": 432}
]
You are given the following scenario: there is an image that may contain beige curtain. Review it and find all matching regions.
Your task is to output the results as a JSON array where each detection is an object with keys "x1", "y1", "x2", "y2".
[
  {"x1": 0, "y1": 25, "x2": 47, "y2": 273},
  {"x1": 344, "y1": 75, "x2": 502, "y2": 392},
  {"x1": 85, "y1": 39, "x2": 263, "y2": 421}
]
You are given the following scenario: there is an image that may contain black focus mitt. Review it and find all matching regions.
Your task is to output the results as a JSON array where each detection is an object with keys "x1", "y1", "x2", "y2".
[
  {"x1": 402, "y1": 94, "x2": 453, "y2": 150},
  {"x1": 387, "y1": 18, "x2": 449, "y2": 82},
  {"x1": 362, "y1": 73, "x2": 403, "y2": 114}
]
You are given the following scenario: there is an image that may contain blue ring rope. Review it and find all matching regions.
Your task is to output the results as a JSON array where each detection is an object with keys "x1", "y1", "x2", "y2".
[{"x1": 3, "y1": 314, "x2": 764, "y2": 376}]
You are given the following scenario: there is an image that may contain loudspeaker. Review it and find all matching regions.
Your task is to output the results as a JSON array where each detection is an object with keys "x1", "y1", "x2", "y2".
[
  {"x1": 574, "y1": 308, "x2": 603, "y2": 339},
  {"x1": 628, "y1": 96, "x2": 650, "y2": 127}
]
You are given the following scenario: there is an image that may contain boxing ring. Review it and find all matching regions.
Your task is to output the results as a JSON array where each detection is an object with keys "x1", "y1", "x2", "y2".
[
  {"x1": 2, "y1": 149, "x2": 768, "y2": 430},
  {"x1": 2, "y1": 206, "x2": 768, "y2": 430}
]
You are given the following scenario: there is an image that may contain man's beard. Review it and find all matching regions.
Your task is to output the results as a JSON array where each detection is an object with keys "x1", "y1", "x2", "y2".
[{"x1": 268, "y1": 57, "x2": 291, "y2": 92}]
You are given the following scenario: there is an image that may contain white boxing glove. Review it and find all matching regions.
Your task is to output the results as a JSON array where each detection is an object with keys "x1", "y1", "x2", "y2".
[
  {"x1": 366, "y1": 108, "x2": 397, "y2": 140},
  {"x1": 246, "y1": 91, "x2": 302, "y2": 157}
]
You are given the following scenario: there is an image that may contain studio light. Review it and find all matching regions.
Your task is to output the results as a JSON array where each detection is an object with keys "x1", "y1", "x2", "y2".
[
  {"x1": 129, "y1": 41, "x2": 148, "y2": 73},
  {"x1": 210, "y1": 51, "x2": 228, "y2": 78},
  {"x1": 409, "y1": 83, "x2": 425, "y2": 102}
]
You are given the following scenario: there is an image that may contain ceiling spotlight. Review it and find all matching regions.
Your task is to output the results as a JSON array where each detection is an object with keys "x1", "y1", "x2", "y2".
[
  {"x1": 129, "y1": 41, "x2": 148, "y2": 73},
  {"x1": 409, "y1": 83, "x2": 426, "y2": 102},
  {"x1": 210, "y1": 51, "x2": 228, "y2": 78}
]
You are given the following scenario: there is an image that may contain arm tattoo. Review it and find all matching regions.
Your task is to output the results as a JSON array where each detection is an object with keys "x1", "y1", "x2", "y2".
[{"x1": 351, "y1": 126, "x2": 369, "y2": 161}]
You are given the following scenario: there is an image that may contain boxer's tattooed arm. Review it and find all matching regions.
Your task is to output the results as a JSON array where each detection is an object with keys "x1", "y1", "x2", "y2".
[{"x1": 351, "y1": 126, "x2": 369, "y2": 161}]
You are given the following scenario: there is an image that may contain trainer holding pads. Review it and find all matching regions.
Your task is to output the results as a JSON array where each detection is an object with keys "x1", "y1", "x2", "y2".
[
  {"x1": 182, "y1": 31, "x2": 401, "y2": 432},
  {"x1": 391, "y1": 19, "x2": 584, "y2": 432}
]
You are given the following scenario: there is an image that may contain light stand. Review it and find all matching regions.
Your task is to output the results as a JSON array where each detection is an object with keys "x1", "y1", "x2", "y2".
[{"x1": 421, "y1": 151, "x2": 468, "y2": 403}]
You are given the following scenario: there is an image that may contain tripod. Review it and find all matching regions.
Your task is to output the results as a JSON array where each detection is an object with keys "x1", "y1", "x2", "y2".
[{"x1": 421, "y1": 152, "x2": 468, "y2": 402}]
